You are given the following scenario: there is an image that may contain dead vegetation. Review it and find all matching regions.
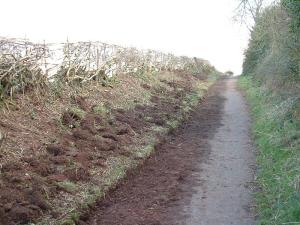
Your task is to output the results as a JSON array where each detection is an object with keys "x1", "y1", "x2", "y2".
[
  {"x1": 0, "y1": 37, "x2": 215, "y2": 99},
  {"x1": 0, "y1": 37, "x2": 219, "y2": 225}
]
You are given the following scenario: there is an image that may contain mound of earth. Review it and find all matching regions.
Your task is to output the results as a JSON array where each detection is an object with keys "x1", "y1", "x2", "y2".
[{"x1": 0, "y1": 71, "x2": 214, "y2": 224}]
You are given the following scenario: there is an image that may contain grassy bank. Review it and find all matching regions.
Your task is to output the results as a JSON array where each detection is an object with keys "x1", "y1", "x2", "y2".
[{"x1": 238, "y1": 76, "x2": 300, "y2": 225}]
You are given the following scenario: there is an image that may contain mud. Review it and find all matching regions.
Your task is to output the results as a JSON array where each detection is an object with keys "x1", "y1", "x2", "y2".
[
  {"x1": 0, "y1": 72, "x2": 200, "y2": 225},
  {"x1": 178, "y1": 79, "x2": 256, "y2": 225},
  {"x1": 82, "y1": 79, "x2": 255, "y2": 225}
]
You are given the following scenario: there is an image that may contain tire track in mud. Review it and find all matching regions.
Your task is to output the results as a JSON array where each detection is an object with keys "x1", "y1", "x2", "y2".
[{"x1": 80, "y1": 78, "x2": 255, "y2": 225}]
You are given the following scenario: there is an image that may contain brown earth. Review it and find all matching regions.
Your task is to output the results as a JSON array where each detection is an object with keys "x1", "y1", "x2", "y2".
[
  {"x1": 79, "y1": 80, "x2": 226, "y2": 225},
  {"x1": 0, "y1": 71, "x2": 209, "y2": 225},
  {"x1": 80, "y1": 79, "x2": 255, "y2": 225}
]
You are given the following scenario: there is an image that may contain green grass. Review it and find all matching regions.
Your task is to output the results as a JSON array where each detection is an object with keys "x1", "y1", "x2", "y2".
[
  {"x1": 57, "y1": 181, "x2": 77, "y2": 193},
  {"x1": 238, "y1": 76, "x2": 300, "y2": 225},
  {"x1": 68, "y1": 107, "x2": 86, "y2": 119},
  {"x1": 92, "y1": 103, "x2": 110, "y2": 116}
]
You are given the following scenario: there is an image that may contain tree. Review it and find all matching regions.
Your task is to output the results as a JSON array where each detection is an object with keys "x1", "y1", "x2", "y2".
[
  {"x1": 234, "y1": 0, "x2": 277, "y2": 30},
  {"x1": 282, "y1": 0, "x2": 300, "y2": 33},
  {"x1": 225, "y1": 71, "x2": 234, "y2": 76},
  {"x1": 243, "y1": 2, "x2": 300, "y2": 81},
  {"x1": 281, "y1": 0, "x2": 300, "y2": 79}
]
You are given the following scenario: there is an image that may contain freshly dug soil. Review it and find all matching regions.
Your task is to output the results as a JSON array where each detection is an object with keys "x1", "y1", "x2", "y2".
[
  {"x1": 0, "y1": 71, "x2": 206, "y2": 225},
  {"x1": 81, "y1": 79, "x2": 255, "y2": 225},
  {"x1": 80, "y1": 81, "x2": 224, "y2": 224}
]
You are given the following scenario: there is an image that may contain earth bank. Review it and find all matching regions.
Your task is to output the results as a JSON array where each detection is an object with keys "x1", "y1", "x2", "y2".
[{"x1": 0, "y1": 71, "x2": 217, "y2": 225}]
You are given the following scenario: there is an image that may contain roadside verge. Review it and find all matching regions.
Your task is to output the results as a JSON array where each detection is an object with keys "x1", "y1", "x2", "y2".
[{"x1": 238, "y1": 76, "x2": 300, "y2": 224}]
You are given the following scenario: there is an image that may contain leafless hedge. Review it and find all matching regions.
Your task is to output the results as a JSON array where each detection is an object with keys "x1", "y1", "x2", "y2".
[{"x1": 0, "y1": 37, "x2": 214, "y2": 98}]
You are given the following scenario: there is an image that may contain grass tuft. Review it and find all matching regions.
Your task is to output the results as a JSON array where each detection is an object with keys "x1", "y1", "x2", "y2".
[
  {"x1": 69, "y1": 107, "x2": 86, "y2": 120},
  {"x1": 92, "y1": 103, "x2": 110, "y2": 116},
  {"x1": 57, "y1": 181, "x2": 77, "y2": 193}
]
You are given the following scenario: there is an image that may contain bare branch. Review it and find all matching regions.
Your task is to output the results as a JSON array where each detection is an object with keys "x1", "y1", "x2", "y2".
[{"x1": 234, "y1": 0, "x2": 274, "y2": 30}]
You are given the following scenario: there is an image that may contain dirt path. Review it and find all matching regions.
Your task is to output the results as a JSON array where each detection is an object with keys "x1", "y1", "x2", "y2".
[{"x1": 81, "y1": 78, "x2": 255, "y2": 225}]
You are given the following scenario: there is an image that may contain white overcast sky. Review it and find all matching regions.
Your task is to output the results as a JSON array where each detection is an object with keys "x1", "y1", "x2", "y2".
[{"x1": 0, "y1": 0, "x2": 250, "y2": 74}]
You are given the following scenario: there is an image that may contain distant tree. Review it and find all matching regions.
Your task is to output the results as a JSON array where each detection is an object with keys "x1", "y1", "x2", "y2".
[{"x1": 225, "y1": 71, "x2": 234, "y2": 76}]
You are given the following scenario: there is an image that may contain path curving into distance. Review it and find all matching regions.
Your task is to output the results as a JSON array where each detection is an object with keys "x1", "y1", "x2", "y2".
[{"x1": 81, "y1": 78, "x2": 256, "y2": 225}]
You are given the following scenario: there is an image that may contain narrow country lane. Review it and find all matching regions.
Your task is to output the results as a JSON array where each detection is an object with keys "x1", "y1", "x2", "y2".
[
  {"x1": 179, "y1": 78, "x2": 255, "y2": 225},
  {"x1": 81, "y1": 78, "x2": 256, "y2": 225}
]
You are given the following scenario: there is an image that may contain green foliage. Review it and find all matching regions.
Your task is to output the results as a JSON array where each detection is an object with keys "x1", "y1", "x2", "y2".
[
  {"x1": 184, "y1": 91, "x2": 201, "y2": 108},
  {"x1": 282, "y1": 0, "x2": 300, "y2": 80},
  {"x1": 282, "y1": 0, "x2": 300, "y2": 33},
  {"x1": 243, "y1": 2, "x2": 300, "y2": 81},
  {"x1": 239, "y1": 77, "x2": 300, "y2": 225},
  {"x1": 242, "y1": 5, "x2": 300, "y2": 222}
]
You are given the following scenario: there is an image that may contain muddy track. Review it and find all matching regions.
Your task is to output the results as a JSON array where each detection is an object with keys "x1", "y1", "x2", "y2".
[{"x1": 80, "y1": 78, "x2": 255, "y2": 225}]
